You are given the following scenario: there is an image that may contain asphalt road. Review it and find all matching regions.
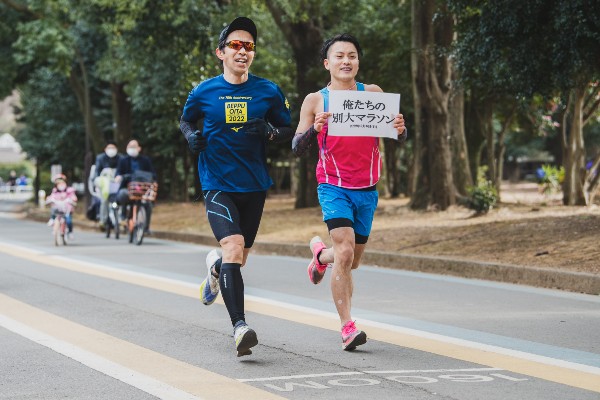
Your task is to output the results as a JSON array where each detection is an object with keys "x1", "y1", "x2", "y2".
[{"x1": 1, "y1": 198, "x2": 599, "y2": 399}]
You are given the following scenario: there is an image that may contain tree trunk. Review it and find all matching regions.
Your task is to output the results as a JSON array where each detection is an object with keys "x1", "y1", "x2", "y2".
[
  {"x1": 182, "y1": 141, "x2": 190, "y2": 201},
  {"x1": 562, "y1": 86, "x2": 587, "y2": 205},
  {"x1": 479, "y1": 99, "x2": 495, "y2": 188},
  {"x1": 464, "y1": 92, "x2": 486, "y2": 181},
  {"x1": 494, "y1": 104, "x2": 517, "y2": 194},
  {"x1": 68, "y1": 54, "x2": 103, "y2": 157},
  {"x1": 449, "y1": 85, "x2": 472, "y2": 196},
  {"x1": 410, "y1": 0, "x2": 455, "y2": 210},
  {"x1": 266, "y1": 1, "x2": 323, "y2": 208},
  {"x1": 111, "y1": 81, "x2": 133, "y2": 150},
  {"x1": 34, "y1": 160, "x2": 40, "y2": 205},
  {"x1": 192, "y1": 153, "x2": 201, "y2": 200},
  {"x1": 68, "y1": 52, "x2": 103, "y2": 207},
  {"x1": 383, "y1": 139, "x2": 402, "y2": 197}
]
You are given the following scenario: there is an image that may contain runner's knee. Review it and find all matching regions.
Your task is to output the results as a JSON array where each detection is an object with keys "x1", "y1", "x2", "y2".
[
  {"x1": 220, "y1": 235, "x2": 245, "y2": 263},
  {"x1": 334, "y1": 243, "x2": 354, "y2": 268}
]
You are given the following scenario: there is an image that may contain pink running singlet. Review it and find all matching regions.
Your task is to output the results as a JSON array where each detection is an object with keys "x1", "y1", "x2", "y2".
[{"x1": 316, "y1": 83, "x2": 382, "y2": 189}]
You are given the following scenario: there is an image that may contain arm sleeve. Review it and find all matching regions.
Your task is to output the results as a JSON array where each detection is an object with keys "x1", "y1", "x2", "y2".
[
  {"x1": 180, "y1": 85, "x2": 204, "y2": 140},
  {"x1": 180, "y1": 118, "x2": 197, "y2": 141},
  {"x1": 271, "y1": 126, "x2": 294, "y2": 144},
  {"x1": 292, "y1": 126, "x2": 318, "y2": 157}
]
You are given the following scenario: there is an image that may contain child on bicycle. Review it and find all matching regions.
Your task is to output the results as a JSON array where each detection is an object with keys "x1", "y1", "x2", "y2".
[{"x1": 46, "y1": 174, "x2": 78, "y2": 240}]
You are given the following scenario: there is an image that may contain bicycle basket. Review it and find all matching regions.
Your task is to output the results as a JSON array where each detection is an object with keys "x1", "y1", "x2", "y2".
[{"x1": 127, "y1": 181, "x2": 158, "y2": 201}]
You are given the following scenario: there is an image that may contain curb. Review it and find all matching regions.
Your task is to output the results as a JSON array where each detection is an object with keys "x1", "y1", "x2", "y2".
[
  {"x1": 120, "y1": 224, "x2": 600, "y2": 296},
  {"x1": 26, "y1": 210, "x2": 600, "y2": 296}
]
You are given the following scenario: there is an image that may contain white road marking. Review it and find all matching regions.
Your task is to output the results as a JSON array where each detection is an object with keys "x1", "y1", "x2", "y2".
[
  {"x1": 364, "y1": 367, "x2": 504, "y2": 374},
  {"x1": 239, "y1": 371, "x2": 365, "y2": 382},
  {"x1": 238, "y1": 368, "x2": 504, "y2": 382},
  {"x1": 0, "y1": 314, "x2": 204, "y2": 400},
  {"x1": 247, "y1": 295, "x2": 600, "y2": 376}
]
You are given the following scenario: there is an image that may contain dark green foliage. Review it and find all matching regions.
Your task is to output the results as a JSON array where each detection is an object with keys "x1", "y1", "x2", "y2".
[
  {"x1": 467, "y1": 167, "x2": 498, "y2": 213},
  {"x1": 16, "y1": 67, "x2": 85, "y2": 178},
  {"x1": 450, "y1": 0, "x2": 600, "y2": 97}
]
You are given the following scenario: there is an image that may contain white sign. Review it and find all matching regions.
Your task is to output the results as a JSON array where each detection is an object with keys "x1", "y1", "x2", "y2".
[{"x1": 327, "y1": 90, "x2": 400, "y2": 139}]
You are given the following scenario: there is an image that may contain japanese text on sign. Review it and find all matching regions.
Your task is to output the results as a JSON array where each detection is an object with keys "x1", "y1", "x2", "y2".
[{"x1": 328, "y1": 90, "x2": 400, "y2": 139}]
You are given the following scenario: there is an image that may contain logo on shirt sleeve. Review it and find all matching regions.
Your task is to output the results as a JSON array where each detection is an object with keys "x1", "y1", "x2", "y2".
[{"x1": 225, "y1": 102, "x2": 247, "y2": 123}]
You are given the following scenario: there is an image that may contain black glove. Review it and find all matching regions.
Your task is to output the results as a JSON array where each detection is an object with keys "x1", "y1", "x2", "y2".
[
  {"x1": 243, "y1": 118, "x2": 276, "y2": 140},
  {"x1": 188, "y1": 130, "x2": 207, "y2": 154}
]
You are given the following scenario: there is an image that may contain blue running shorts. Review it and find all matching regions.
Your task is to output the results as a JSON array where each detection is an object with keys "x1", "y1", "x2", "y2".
[{"x1": 317, "y1": 184, "x2": 378, "y2": 237}]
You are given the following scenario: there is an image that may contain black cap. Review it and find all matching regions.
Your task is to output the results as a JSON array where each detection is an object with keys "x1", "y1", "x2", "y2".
[{"x1": 218, "y1": 17, "x2": 257, "y2": 49}]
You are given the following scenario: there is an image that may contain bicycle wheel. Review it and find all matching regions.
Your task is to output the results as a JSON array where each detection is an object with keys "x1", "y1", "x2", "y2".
[
  {"x1": 128, "y1": 205, "x2": 135, "y2": 243},
  {"x1": 105, "y1": 216, "x2": 111, "y2": 238},
  {"x1": 111, "y1": 206, "x2": 120, "y2": 240},
  {"x1": 134, "y1": 205, "x2": 147, "y2": 246},
  {"x1": 53, "y1": 218, "x2": 60, "y2": 246},
  {"x1": 61, "y1": 218, "x2": 67, "y2": 246}
]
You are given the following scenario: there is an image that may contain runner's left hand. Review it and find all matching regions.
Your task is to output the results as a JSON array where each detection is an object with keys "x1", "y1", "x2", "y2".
[
  {"x1": 394, "y1": 114, "x2": 407, "y2": 144},
  {"x1": 243, "y1": 118, "x2": 276, "y2": 139}
]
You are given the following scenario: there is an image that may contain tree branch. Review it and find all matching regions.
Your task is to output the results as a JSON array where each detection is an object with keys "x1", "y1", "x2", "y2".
[{"x1": 0, "y1": 0, "x2": 42, "y2": 19}]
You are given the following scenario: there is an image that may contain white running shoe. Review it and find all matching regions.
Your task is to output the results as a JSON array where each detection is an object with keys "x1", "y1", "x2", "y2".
[
  {"x1": 234, "y1": 321, "x2": 258, "y2": 357},
  {"x1": 199, "y1": 249, "x2": 221, "y2": 305}
]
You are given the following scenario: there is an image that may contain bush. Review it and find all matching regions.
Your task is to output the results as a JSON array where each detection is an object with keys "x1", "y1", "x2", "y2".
[{"x1": 467, "y1": 167, "x2": 498, "y2": 214}]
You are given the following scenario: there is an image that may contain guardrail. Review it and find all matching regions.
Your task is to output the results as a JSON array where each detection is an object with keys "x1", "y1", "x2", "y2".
[{"x1": 0, "y1": 185, "x2": 33, "y2": 193}]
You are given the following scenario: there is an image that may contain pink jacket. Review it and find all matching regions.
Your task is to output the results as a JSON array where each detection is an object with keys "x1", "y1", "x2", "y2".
[{"x1": 46, "y1": 187, "x2": 78, "y2": 214}]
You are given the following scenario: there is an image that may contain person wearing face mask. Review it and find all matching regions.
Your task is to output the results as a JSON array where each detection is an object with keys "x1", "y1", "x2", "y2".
[
  {"x1": 115, "y1": 140, "x2": 157, "y2": 234},
  {"x1": 94, "y1": 140, "x2": 121, "y2": 178},
  {"x1": 93, "y1": 140, "x2": 122, "y2": 227},
  {"x1": 46, "y1": 174, "x2": 78, "y2": 240}
]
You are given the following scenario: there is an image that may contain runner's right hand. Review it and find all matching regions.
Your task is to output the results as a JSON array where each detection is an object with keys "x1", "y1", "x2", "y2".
[{"x1": 188, "y1": 131, "x2": 207, "y2": 155}]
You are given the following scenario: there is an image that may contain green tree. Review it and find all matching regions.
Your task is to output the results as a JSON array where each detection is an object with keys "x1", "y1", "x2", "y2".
[
  {"x1": 450, "y1": 0, "x2": 600, "y2": 205},
  {"x1": 16, "y1": 67, "x2": 86, "y2": 196},
  {"x1": 92, "y1": 0, "x2": 217, "y2": 200}
]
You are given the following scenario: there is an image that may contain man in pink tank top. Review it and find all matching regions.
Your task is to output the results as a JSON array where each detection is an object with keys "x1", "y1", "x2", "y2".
[{"x1": 292, "y1": 33, "x2": 407, "y2": 351}]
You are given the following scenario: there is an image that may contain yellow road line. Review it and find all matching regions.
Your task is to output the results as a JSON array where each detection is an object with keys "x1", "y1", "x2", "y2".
[
  {"x1": 0, "y1": 242, "x2": 599, "y2": 393},
  {"x1": 0, "y1": 293, "x2": 284, "y2": 400}
]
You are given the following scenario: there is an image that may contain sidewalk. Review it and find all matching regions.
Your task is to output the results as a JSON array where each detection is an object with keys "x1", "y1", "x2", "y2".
[{"x1": 23, "y1": 204, "x2": 600, "y2": 296}]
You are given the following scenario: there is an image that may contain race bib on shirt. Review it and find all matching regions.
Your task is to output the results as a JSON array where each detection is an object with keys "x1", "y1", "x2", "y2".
[{"x1": 225, "y1": 102, "x2": 247, "y2": 123}]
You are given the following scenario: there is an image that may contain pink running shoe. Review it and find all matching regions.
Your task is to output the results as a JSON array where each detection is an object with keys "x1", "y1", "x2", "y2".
[
  {"x1": 307, "y1": 236, "x2": 328, "y2": 284},
  {"x1": 342, "y1": 320, "x2": 367, "y2": 351}
]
